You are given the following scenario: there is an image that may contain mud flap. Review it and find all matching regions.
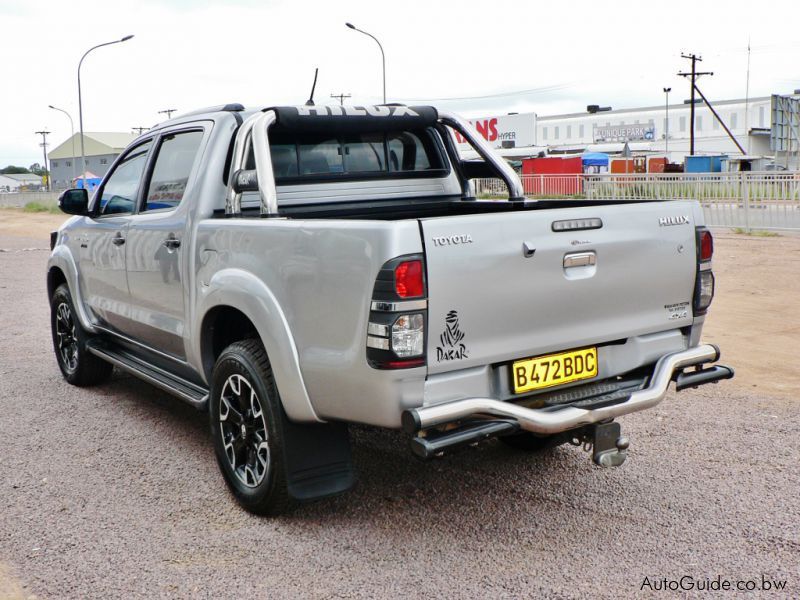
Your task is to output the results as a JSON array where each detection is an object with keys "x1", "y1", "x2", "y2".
[
  {"x1": 592, "y1": 422, "x2": 629, "y2": 468},
  {"x1": 280, "y1": 415, "x2": 356, "y2": 502}
]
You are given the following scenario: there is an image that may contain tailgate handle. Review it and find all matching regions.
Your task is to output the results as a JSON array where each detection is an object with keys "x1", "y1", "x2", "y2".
[{"x1": 564, "y1": 251, "x2": 596, "y2": 268}]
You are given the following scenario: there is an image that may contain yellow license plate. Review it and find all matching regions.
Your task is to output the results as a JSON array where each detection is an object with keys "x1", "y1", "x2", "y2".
[{"x1": 511, "y1": 347, "x2": 598, "y2": 394}]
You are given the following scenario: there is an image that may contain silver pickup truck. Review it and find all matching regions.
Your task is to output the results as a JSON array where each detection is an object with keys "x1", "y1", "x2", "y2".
[{"x1": 47, "y1": 104, "x2": 733, "y2": 515}]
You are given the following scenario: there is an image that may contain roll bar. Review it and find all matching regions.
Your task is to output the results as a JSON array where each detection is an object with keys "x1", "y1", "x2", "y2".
[
  {"x1": 225, "y1": 110, "x2": 278, "y2": 217},
  {"x1": 437, "y1": 110, "x2": 525, "y2": 201},
  {"x1": 225, "y1": 107, "x2": 526, "y2": 217}
]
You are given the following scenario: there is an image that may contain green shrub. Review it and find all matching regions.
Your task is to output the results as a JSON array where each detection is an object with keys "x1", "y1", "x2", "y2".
[{"x1": 23, "y1": 201, "x2": 60, "y2": 214}]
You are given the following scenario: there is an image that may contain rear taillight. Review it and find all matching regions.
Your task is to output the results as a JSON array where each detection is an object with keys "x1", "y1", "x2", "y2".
[
  {"x1": 367, "y1": 255, "x2": 427, "y2": 369},
  {"x1": 699, "y1": 229, "x2": 713, "y2": 262},
  {"x1": 694, "y1": 227, "x2": 714, "y2": 314},
  {"x1": 395, "y1": 260, "x2": 424, "y2": 298}
]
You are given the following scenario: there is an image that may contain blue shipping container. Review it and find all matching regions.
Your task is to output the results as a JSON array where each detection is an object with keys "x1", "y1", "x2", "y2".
[{"x1": 685, "y1": 155, "x2": 727, "y2": 173}]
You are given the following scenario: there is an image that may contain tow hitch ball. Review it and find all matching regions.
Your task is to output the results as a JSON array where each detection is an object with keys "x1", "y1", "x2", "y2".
[{"x1": 574, "y1": 422, "x2": 629, "y2": 468}]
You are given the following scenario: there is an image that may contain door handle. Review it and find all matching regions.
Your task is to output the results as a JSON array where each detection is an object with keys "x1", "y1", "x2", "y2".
[
  {"x1": 163, "y1": 236, "x2": 181, "y2": 250},
  {"x1": 112, "y1": 233, "x2": 125, "y2": 246},
  {"x1": 563, "y1": 251, "x2": 596, "y2": 268}
]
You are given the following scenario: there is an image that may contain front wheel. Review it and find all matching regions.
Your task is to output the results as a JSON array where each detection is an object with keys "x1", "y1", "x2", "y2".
[
  {"x1": 209, "y1": 339, "x2": 293, "y2": 515},
  {"x1": 50, "y1": 284, "x2": 113, "y2": 386}
]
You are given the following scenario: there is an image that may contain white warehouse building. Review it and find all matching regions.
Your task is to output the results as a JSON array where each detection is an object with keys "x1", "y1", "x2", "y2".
[
  {"x1": 463, "y1": 92, "x2": 799, "y2": 169},
  {"x1": 537, "y1": 96, "x2": 773, "y2": 163}
]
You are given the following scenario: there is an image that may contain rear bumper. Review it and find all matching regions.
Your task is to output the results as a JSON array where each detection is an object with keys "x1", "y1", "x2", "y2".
[{"x1": 403, "y1": 344, "x2": 732, "y2": 436}]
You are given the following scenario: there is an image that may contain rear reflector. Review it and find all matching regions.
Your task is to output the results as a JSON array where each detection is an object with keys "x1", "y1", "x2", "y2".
[
  {"x1": 395, "y1": 260, "x2": 424, "y2": 298},
  {"x1": 699, "y1": 229, "x2": 713, "y2": 262},
  {"x1": 383, "y1": 358, "x2": 425, "y2": 369}
]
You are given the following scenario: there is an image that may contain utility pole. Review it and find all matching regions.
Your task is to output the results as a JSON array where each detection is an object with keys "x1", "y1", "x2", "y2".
[
  {"x1": 132, "y1": 126, "x2": 148, "y2": 135},
  {"x1": 35, "y1": 130, "x2": 51, "y2": 191},
  {"x1": 744, "y1": 38, "x2": 752, "y2": 154},
  {"x1": 158, "y1": 108, "x2": 177, "y2": 119},
  {"x1": 330, "y1": 93, "x2": 351, "y2": 106},
  {"x1": 678, "y1": 53, "x2": 713, "y2": 156},
  {"x1": 663, "y1": 87, "x2": 671, "y2": 157}
]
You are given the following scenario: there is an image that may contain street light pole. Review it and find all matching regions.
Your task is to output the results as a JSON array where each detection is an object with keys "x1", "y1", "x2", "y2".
[
  {"x1": 663, "y1": 87, "x2": 671, "y2": 158},
  {"x1": 345, "y1": 22, "x2": 386, "y2": 104},
  {"x1": 49, "y1": 105, "x2": 77, "y2": 185},
  {"x1": 78, "y1": 35, "x2": 134, "y2": 190}
]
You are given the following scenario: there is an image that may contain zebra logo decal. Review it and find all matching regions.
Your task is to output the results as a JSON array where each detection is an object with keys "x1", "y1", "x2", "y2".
[{"x1": 437, "y1": 310, "x2": 469, "y2": 362}]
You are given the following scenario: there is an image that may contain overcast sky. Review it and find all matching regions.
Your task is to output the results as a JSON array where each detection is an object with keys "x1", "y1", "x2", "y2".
[{"x1": 2, "y1": 0, "x2": 799, "y2": 167}]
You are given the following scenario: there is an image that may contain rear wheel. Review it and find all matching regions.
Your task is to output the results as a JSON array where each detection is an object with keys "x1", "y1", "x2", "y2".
[
  {"x1": 50, "y1": 284, "x2": 113, "y2": 386},
  {"x1": 210, "y1": 339, "x2": 293, "y2": 515}
]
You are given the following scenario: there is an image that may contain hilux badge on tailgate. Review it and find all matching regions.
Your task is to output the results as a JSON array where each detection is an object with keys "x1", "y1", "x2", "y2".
[{"x1": 659, "y1": 215, "x2": 691, "y2": 226}]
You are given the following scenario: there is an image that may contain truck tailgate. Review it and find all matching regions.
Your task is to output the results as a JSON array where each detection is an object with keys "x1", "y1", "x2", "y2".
[{"x1": 422, "y1": 201, "x2": 698, "y2": 375}]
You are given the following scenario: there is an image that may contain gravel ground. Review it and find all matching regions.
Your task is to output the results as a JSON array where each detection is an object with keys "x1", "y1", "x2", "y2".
[{"x1": 1, "y1": 233, "x2": 798, "y2": 599}]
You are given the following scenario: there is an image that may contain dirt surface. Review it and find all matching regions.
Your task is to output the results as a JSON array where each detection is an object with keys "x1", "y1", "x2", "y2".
[
  {"x1": 701, "y1": 231, "x2": 800, "y2": 400},
  {"x1": 0, "y1": 220, "x2": 798, "y2": 598},
  {"x1": 0, "y1": 210, "x2": 68, "y2": 242}
]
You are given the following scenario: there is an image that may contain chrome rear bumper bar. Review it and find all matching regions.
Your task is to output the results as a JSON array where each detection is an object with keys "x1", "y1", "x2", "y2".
[{"x1": 403, "y1": 344, "x2": 729, "y2": 435}]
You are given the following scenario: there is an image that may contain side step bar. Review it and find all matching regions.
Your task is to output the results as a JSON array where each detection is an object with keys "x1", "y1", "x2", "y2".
[
  {"x1": 674, "y1": 364, "x2": 734, "y2": 391},
  {"x1": 410, "y1": 420, "x2": 520, "y2": 460},
  {"x1": 403, "y1": 344, "x2": 729, "y2": 436},
  {"x1": 87, "y1": 342, "x2": 208, "y2": 410}
]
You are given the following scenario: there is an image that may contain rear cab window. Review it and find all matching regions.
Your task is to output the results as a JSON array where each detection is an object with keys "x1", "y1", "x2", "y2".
[{"x1": 256, "y1": 128, "x2": 447, "y2": 183}]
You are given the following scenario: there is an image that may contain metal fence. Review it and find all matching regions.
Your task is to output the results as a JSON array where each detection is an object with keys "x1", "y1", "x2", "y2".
[
  {"x1": 474, "y1": 172, "x2": 800, "y2": 231},
  {"x1": 0, "y1": 192, "x2": 60, "y2": 209}
]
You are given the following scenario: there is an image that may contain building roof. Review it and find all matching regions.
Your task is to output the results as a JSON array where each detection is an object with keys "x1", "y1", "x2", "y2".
[
  {"x1": 3, "y1": 173, "x2": 42, "y2": 182},
  {"x1": 48, "y1": 132, "x2": 137, "y2": 160},
  {"x1": 537, "y1": 96, "x2": 772, "y2": 122}
]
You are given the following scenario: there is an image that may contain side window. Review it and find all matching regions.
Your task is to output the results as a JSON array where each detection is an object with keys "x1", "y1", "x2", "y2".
[
  {"x1": 143, "y1": 130, "x2": 204, "y2": 212},
  {"x1": 98, "y1": 140, "x2": 152, "y2": 216}
]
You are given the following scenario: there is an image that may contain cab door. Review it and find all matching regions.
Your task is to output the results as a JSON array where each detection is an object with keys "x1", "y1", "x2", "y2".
[
  {"x1": 124, "y1": 128, "x2": 206, "y2": 359},
  {"x1": 78, "y1": 139, "x2": 153, "y2": 333}
]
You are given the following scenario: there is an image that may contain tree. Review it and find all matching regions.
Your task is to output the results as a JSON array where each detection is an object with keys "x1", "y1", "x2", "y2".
[
  {"x1": 1, "y1": 165, "x2": 30, "y2": 174},
  {"x1": 28, "y1": 163, "x2": 48, "y2": 176}
]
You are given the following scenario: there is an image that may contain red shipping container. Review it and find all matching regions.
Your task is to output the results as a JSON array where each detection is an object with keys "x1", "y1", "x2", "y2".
[{"x1": 521, "y1": 157, "x2": 582, "y2": 195}]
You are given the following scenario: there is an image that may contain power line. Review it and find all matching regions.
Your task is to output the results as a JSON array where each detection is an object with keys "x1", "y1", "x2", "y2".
[
  {"x1": 401, "y1": 82, "x2": 572, "y2": 102},
  {"x1": 678, "y1": 53, "x2": 746, "y2": 155},
  {"x1": 158, "y1": 108, "x2": 177, "y2": 119},
  {"x1": 330, "y1": 93, "x2": 351, "y2": 105},
  {"x1": 132, "y1": 126, "x2": 149, "y2": 135}
]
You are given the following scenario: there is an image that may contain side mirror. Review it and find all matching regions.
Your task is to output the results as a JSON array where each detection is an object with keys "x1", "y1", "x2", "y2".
[{"x1": 58, "y1": 188, "x2": 89, "y2": 215}]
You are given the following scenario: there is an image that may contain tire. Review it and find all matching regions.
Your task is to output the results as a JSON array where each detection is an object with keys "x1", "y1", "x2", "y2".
[
  {"x1": 499, "y1": 431, "x2": 564, "y2": 452},
  {"x1": 50, "y1": 283, "x2": 113, "y2": 386},
  {"x1": 209, "y1": 339, "x2": 293, "y2": 516}
]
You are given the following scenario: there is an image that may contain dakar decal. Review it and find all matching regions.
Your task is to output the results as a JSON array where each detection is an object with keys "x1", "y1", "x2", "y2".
[{"x1": 436, "y1": 310, "x2": 469, "y2": 362}]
